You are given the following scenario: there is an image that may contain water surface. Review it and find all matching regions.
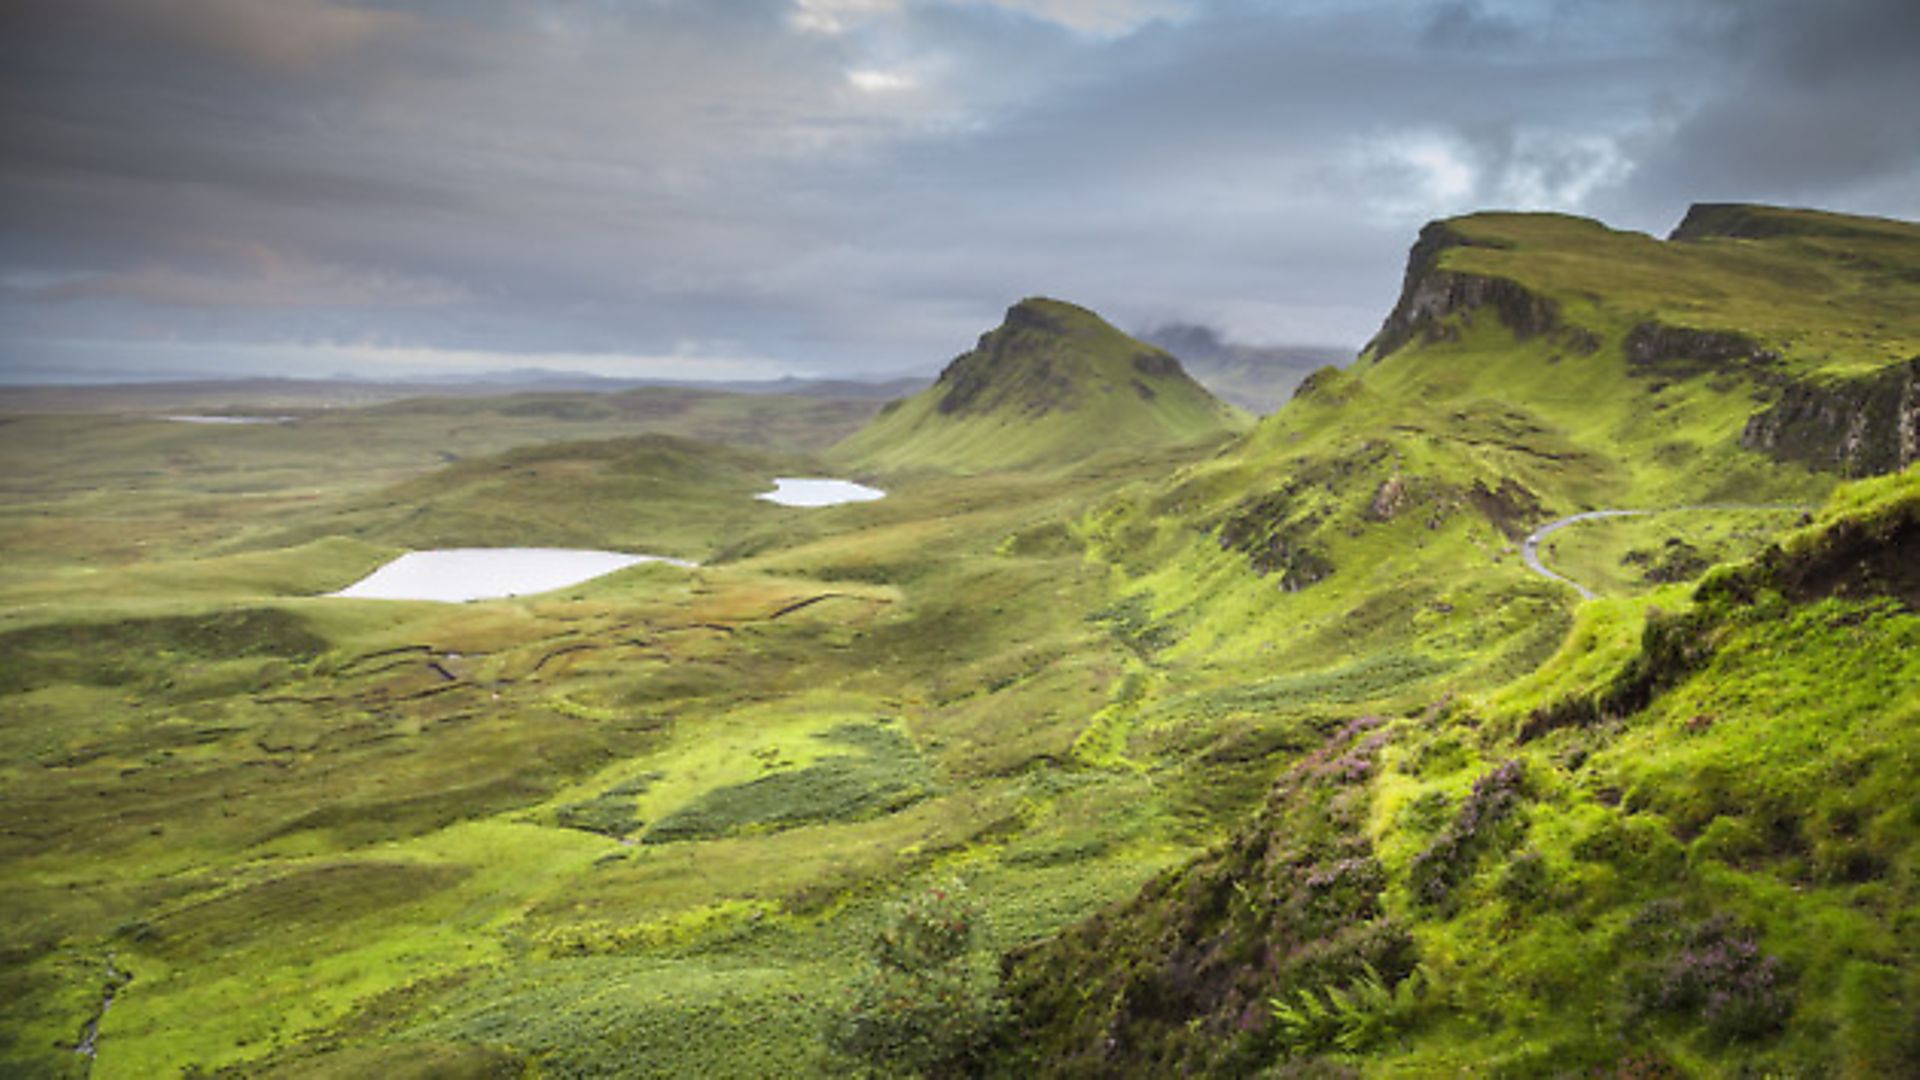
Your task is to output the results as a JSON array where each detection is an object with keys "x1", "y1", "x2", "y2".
[
  {"x1": 757, "y1": 477, "x2": 886, "y2": 507},
  {"x1": 331, "y1": 547, "x2": 691, "y2": 602}
]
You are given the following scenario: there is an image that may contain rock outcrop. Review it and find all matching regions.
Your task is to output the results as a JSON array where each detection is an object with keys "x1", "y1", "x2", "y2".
[
  {"x1": 1365, "y1": 222, "x2": 1574, "y2": 360},
  {"x1": 1623, "y1": 321, "x2": 1780, "y2": 376},
  {"x1": 1741, "y1": 358, "x2": 1920, "y2": 477}
]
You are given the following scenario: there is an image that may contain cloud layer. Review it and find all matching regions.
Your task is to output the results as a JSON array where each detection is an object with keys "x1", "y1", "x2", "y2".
[{"x1": 3, "y1": 0, "x2": 1916, "y2": 381}]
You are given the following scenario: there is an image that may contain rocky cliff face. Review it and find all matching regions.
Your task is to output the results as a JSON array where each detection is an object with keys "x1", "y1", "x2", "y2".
[
  {"x1": 1365, "y1": 222, "x2": 1586, "y2": 360},
  {"x1": 1624, "y1": 321, "x2": 1781, "y2": 377},
  {"x1": 1741, "y1": 358, "x2": 1920, "y2": 477},
  {"x1": 1669, "y1": 201, "x2": 1914, "y2": 245}
]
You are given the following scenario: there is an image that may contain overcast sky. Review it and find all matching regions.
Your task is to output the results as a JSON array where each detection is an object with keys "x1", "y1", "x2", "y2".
[{"x1": 3, "y1": 0, "x2": 1917, "y2": 383}]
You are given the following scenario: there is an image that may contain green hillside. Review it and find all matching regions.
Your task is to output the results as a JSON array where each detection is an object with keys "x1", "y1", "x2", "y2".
[
  {"x1": 1, "y1": 205, "x2": 1916, "y2": 1079},
  {"x1": 832, "y1": 297, "x2": 1249, "y2": 473},
  {"x1": 1004, "y1": 468, "x2": 1920, "y2": 1077},
  {"x1": 987, "y1": 204, "x2": 1920, "y2": 1076},
  {"x1": 1077, "y1": 204, "x2": 1918, "y2": 686}
]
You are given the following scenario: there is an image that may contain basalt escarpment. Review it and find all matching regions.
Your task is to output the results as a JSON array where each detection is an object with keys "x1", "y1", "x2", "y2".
[
  {"x1": 1669, "y1": 201, "x2": 1915, "y2": 245},
  {"x1": 1624, "y1": 321, "x2": 1781, "y2": 377},
  {"x1": 1741, "y1": 357, "x2": 1920, "y2": 477},
  {"x1": 1366, "y1": 222, "x2": 1592, "y2": 361}
]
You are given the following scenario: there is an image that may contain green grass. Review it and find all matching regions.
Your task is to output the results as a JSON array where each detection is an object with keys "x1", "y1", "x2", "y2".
[
  {"x1": 0, "y1": 393, "x2": 1240, "y2": 1077},
  {"x1": 1000, "y1": 470, "x2": 1920, "y2": 1077},
  {"x1": 644, "y1": 720, "x2": 932, "y2": 843},
  {"x1": 1436, "y1": 208, "x2": 1920, "y2": 378},
  {"x1": 2, "y1": 207, "x2": 1915, "y2": 1078}
]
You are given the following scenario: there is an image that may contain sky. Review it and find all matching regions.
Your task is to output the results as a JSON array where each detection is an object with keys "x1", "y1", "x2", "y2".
[{"x1": 2, "y1": 0, "x2": 1917, "y2": 383}]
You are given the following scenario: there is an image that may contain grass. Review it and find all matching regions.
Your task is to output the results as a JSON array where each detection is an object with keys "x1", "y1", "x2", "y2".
[
  {"x1": 1436, "y1": 209, "x2": 1920, "y2": 378},
  {"x1": 643, "y1": 720, "x2": 932, "y2": 843},
  {"x1": 1001, "y1": 469, "x2": 1920, "y2": 1077},
  {"x1": 0, "y1": 390, "x2": 1240, "y2": 1077},
  {"x1": 1, "y1": 207, "x2": 1915, "y2": 1077}
]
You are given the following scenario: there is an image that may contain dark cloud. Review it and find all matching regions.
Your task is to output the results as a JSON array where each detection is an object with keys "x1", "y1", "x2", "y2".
[
  {"x1": 1, "y1": 0, "x2": 1915, "y2": 382},
  {"x1": 1605, "y1": 0, "x2": 1920, "y2": 217},
  {"x1": 1420, "y1": 1, "x2": 1526, "y2": 49}
]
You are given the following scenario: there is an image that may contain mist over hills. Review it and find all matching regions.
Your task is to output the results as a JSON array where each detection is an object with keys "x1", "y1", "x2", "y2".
[{"x1": 1137, "y1": 323, "x2": 1354, "y2": 414}]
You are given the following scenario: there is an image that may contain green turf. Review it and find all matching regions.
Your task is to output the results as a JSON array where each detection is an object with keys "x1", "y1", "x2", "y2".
[{"x1": 1, "y1": 205, "x2": 1915, "y2": 1078}]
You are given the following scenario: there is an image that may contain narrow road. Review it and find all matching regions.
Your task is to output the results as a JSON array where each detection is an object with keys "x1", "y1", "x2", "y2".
[
  {"x1": 1520, "y1": 504, "x2": 1813, "y2": 601},
  {"x1": 1520, "y1": 510, "x2": 1650, "y2": 600}
]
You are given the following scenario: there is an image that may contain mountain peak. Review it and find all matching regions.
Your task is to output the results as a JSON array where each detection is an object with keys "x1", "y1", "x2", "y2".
[
  {"x1": 929, "y1": 296, "x2": 1194, "y2": 419},
  {"x1": 834, "y1": 298, "x2": 1247, "y2": 472},
  {"x1": 1003, "y1": 295, "x2": 1096, "y2": 328}
]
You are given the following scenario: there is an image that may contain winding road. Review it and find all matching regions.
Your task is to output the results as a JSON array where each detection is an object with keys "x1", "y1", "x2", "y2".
[{"x1": 1520, "y1": 505, "x2": 1812, "y2": 601}]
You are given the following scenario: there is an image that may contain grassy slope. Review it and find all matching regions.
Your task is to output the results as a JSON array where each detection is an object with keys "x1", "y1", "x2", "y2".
[
  {"x1": 1070, "y1": 206, "x2": 1917, "y2": 706},
  {"x1": 0, "y1": 405, "x2": 1245, "y2": 1078},
  {"x1": 998, "y1": 201, "x2": 1920, "y2": 1068},
  {"x1": 1437, "y1": 209, "x2": 1920, "y2": 378},
  {"x1": 832, "y1": 298, "x2": 1248, "y2": 474},
  {"x1": 993, "y1": 207, "x2": 1920, "y2": 1075},
  {"x1": 1007, "y1": 470, "x2": 1920, "y2": 1077},
  {"x1": 2, "y1": 207, "x2": 1915, "y2": 1078}
]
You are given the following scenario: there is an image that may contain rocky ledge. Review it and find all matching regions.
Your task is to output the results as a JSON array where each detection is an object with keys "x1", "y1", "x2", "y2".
[{"x1": 1741, "y1": 357, "x2": 1920, "y2": 477}]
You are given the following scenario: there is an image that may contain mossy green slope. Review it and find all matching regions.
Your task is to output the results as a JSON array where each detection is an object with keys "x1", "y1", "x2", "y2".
[
  {"x1": 4, "y1": 205, "x2": 1917, "y2": 1079},
  {"x1": 1077, "y1": 204, "x2": 1919, "y2": 698},
  {"x1": 832, "y1": 297, "x2": 1249, "y2": 473},
  {"x1": 990, "y1": 205, "x2": 1920, "y2": 1076},
  {"x1": 1001, "y1": 469, "x2": 1920, "y2": 1077}
]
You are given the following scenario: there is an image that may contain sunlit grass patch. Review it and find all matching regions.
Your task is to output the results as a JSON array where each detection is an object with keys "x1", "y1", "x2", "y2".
[{"x1": 644, "y1": 721, "x2": 931, "y2": 843}]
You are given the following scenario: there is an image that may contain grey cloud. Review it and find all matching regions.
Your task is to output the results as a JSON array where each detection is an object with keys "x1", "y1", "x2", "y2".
[
  {"x1": 1421, "y1": 1, "x2": 1526, "y2": 49},
  {"x1": 1, "y1": 0, "x2": 1915, "y2": 382},
  {"x1": 1606, "y1": 0, "x2": 1920, "y2": 215}
]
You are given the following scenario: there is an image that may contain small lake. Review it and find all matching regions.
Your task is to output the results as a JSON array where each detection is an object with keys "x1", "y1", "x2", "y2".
[
  {"x1": 758, "y1": 477, "x2": 886, "y2": 507},
  {"x1": 160, "y1": 414, "x2": 295, "y2": 425},
  {"x1": 331, "y1": 548, "x2": 693, "y2": 602}
]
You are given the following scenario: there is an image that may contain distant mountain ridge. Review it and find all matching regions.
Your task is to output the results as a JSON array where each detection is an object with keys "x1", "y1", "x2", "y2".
[
  {"x1": 832, "y1": 297, "x2": 1248, "y2": 472},
  {"x1": 1138, "y1": 323, "x2": 1352, "y2": 413}
]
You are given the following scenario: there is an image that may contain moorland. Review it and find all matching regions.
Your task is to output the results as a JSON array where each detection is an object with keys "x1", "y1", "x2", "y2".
[{"x1": 2, "y1": 203, "x2": 1917, "y2": 1078}]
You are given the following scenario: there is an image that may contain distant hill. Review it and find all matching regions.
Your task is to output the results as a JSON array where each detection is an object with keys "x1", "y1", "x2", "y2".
[
  {"x1": 832, "y1": 297, "x2": 1249, "y2": 473},
  {"x1": 1138, "y1": 323, "x2": 1352, "y2": 413},
  {"x1": 0, "y1": 373, "x2": 925, "y2": 414},
  {"x1": 254, "y1": 433, "x2": 813, "y2": 561}
]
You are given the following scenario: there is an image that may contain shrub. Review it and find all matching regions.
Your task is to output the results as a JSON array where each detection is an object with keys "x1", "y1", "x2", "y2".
[
  {"x1": 828, "y1": 881, "x2": 1003, "y2": 1077},
  {"x1": 1406, "y1": 759, "x2": 1527, "y2": 910},
  {"x1": 1627, "y1": 913, "x2": 1792, "y2": 1043},
  {"x1": 1496, "y1": 850, "x2": 1549, "y2": 908}
]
